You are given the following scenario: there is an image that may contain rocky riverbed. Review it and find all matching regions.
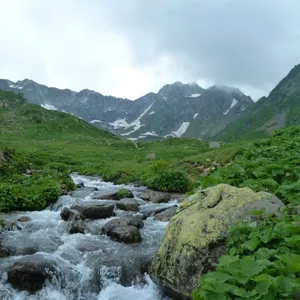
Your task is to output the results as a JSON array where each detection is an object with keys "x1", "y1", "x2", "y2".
[{"x1": 0, "y1": 174, "x2": 180, "y2": 300}]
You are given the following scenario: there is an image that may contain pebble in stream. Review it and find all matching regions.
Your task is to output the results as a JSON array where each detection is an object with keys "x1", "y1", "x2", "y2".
[{"x1": 0, "y1": 174, "x2": 174, "y2": 300}]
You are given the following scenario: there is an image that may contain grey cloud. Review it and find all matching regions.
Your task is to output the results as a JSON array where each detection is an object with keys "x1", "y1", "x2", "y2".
[{"x1": 101, "y1": 0, "x2": 300, "y2": 97}]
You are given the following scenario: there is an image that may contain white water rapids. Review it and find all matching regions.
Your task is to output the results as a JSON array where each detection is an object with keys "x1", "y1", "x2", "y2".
[{"x1": 0, "y1": 174, "x2": 175, "y2": 300}]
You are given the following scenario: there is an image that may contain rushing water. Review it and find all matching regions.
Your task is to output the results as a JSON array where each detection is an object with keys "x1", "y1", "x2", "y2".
[{"x1": 0, "y1": 174, "x2": 175, "y2": 300}]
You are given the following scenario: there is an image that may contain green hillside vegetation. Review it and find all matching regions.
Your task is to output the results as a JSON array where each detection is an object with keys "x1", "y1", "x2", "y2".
[
  {"x1": 193, "y1": 126, "x2": 300, "y2": 299},
  {"x1": 215, "y1": 64, "x2": 300, "y2": 141}
]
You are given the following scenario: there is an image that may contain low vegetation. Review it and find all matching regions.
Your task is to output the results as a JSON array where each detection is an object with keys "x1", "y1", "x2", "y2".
[{"x1": 193, "y1": 126, "x2": 300, "y2": 299}]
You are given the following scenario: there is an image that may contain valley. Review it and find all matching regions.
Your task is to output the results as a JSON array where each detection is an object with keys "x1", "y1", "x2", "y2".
[{"x1": 0, "y1": 64, "x2": 300, "y2": 300}]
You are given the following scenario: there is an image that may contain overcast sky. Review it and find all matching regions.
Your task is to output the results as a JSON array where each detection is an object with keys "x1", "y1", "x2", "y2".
[{"x1": 0, "y1": 0, "x2": 299, "y2": 100}]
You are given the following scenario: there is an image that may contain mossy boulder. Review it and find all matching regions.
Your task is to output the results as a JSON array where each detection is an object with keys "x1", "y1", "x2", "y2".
[
  {"x1": 116, "y1": 188, "x2": 134, "y2": 200},
  {"x1": 150, "y1": 184, "x2": 284, "y2": 300}
]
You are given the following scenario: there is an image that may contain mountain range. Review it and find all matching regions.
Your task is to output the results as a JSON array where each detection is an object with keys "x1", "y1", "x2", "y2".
[
  {"x1": 0, "y1": 63, "x2": 299, "y2": 141},
  {"x1": 0, "y1": 78, "x2": 253, "y2": 140}
]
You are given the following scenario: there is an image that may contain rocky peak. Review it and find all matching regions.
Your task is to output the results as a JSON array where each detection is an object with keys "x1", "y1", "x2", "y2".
[{"x1": 158, "y1": 81, "x2": 203, "y2": 100}]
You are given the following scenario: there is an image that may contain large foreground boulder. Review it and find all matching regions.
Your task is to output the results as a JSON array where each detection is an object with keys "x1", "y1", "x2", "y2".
[
  {"x1": 150, "y1": 184, "x2": 284, "y2": 300},
  {"x1": 7, "y1": 255, "x2": 57, "y2": 292},
  {"x1": 71, "y1": 201, "x2": 114, "y2": 219}
]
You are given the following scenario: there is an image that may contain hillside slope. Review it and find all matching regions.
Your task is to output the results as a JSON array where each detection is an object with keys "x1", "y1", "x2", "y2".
[
  {"x1": 0, "y1": 91, "x2": 118, "y2": 141},
  {"x1": 214, "y1": 64, "x2": 300, "y2": 141}
]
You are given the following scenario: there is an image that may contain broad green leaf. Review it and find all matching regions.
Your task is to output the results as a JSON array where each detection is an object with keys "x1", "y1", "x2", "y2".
[
  {"x1": 242, "y1": 236, "x2": 261, "y2": 251},
  {"x1": 273, "y1": 222, "x2": 293, "y2": 238},
  {"x1": 279, "y1": 254, "x2": 300, "y2": 273},
  {"x1": 200, "y1": 272, "x2": 231, "y2": 283}
]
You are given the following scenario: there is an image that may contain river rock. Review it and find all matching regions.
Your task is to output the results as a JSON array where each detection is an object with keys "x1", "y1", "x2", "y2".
[
  {"x1": 102, "y1": 215, "x2": 144, "y2": 234},
  {"x1": 7, "y1": 255, "x2": 57, "y2": 292},
  {"x1": 150, "y1": 184, "x2": 284, "y2": 300},
  {"x1": 76, "y1": 182, "x2": 85, "y2": 188},
  {"x1": 71, "y1": 202, "x2": 114, "y2": 219},
  {"x1": 91, "y1": 191, "x2": 118, "y2": 200},
  {"x1": 4, "y1": 221, "x2": 22, "y2": 231},
  {"x1": 154, "y1": 206, "x2": 178, "y2": 222},
  {"x1": 116, "y1": 198, "x2": 139, "y2": 212},
  {"x1": 138, "y1": 190, "x2": 171, "y2": 203},
  {"x1": 70, "y1": 187, "x2": 98, "y2": 198},
  {"x1": 110, "y1": 226, "x2": 142, "y2": 244},
  {"x1": 69, "y1": 221, "x2": 85, "y2": 234},
  {"x1": 60, "y1": 207, "x2": 83, "y2": 221},
  {"x1": 17, "y1": 216, "x2": 32, "y2": 223},
  {"x1": 138, "y1": 192, "x2": 150, "y2": 201},
  {"x1": 0, "y1": 247, "x2": 9, "y2": 257},
  {"x1": 140, "y1": 205, "x2": 177, "y2": 218}
]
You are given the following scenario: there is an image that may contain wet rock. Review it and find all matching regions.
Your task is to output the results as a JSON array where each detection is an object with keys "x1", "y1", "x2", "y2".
[
  {"x1": 4, "y1": 221, "x2": 22, "y2": 231},
  {"x1": 71, "y1": 201, "x2": 114, "y2": 219},
  {"x1": 140, "y1": 205, "x2": 178, "y2": 218},
  {"x1": 102, "y1": 215, "x2": 144, "y2": 234},
  {"x1": 7, "y1": 255, "x2": 57, "y2": 292},
  {"x1": 0, "y1": 247, "x2": 9, "y2": 257},
  {"x1": 154, "y1": 206, "x2": 178, "y2": 222},
  {"x1": 150, "y1": 184, "x2": 285, "y2": 300},
  {"x1": 110, "y1": 226, "x2": 142, "y2": 244},
  {"x1": 69, "y1": 221, "x2": 85, "y2": 234},
  {"x1": 76, "y1": 182, "x2": 85, "y2": 188},
  {"x1": 91, "y1": 191, "x2": 118, "y2": 200},
  {"x1": 116, "y1": 198, "x2": 139, "y2": 212},
  {"x1": 138, "y1": 190, "x2": 171, "y2": 203},
  {"x1": 60, "y1": 189, "x2": 69, "y2": 195},
  {"x1": 138, "y1": 192, "x2": 150, "y2": 201},
  {"x1": 69, "y1": 187, "x2": 99, "y2": 198},
  {"x1": 60, "y1": 207, "x2": 83, "y2": 221},
  {"x1": 17, "y1": 216, "x2": 32, "y2": 223}
]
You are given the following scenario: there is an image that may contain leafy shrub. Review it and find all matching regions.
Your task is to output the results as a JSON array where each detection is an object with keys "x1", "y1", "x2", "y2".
[
  {"x1": 192, "y1": 213, "x2": 300, "y2": 300},
  {"x1": 0, "y1": 179, "x2": 59, "y2": 211},
  {"x1": 145, "y1": 160, "x2": 190, "y2": 193}
]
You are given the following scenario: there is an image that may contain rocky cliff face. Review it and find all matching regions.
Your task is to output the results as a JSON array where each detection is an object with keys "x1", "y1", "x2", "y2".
[{"x1": 0, "y1": 78, "x2": 253, "y2": 140}]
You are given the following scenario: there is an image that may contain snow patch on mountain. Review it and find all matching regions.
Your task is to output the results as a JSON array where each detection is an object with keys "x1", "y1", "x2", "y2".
[
  {"x1": 172, "y1": 122, "x2": 190, "y2": 137},
  {"x1": 149, "y1": 111, "x2": 155, "y2": 115},
  {"x1": 109, "y1": 119, "x2": 130, "y2": 129},
  {"x1": 187, "y1": 94, "x2": 201, "y2": 98},
  {"x1": 194, "y1": 113, "x2": 199, "y2": 119},
  {"x1": 142, "y1": 131, "x2": 158, "y2": 136},
  {"x1": 223, "y1": 98, "x2": 238, "y2": 115},
  {"x1": 90, "y1": 120, "x2": 103, "y2": 124},
  {"x1": 41, "y1": 103, "x2": 58, "y2": 110},
  {"x1": 120, "y1": 103, "x2": 154, "y2": 136}
]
